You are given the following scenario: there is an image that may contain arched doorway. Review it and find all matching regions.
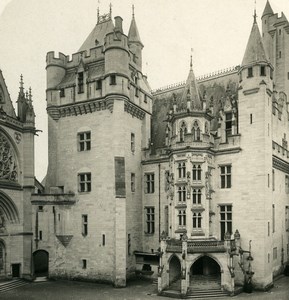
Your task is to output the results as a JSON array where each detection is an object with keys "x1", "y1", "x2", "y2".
[
  {"x1": 169, "y1": 255, "x2": 181, "y2": 290},
  {"x1": 190, "y1": 256, "x2": 221, "y2": 289},
  {"x1": 33, "y1": 250, "x2": 49, "y2": 277}
]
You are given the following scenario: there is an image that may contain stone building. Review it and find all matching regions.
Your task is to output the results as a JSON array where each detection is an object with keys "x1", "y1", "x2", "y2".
[
  {"x1": 0, "y1": 72, "x2": 36, "y2": 280},
  {"x1": 1, "y1": 0, "x2": 288, "y2": 297}
]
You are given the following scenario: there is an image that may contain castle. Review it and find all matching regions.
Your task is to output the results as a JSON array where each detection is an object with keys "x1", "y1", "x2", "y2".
[{"x1": 0, "y1": 0, "x2": 289, "y2": 297}]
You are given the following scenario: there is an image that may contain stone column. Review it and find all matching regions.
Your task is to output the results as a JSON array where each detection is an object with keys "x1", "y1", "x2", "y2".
[
  {"x1": 158, "y1": 232, "x2": 168, "y2": 293},
  {"x1": 181, "y1": 233, "x2": 188, "y2": 296}
]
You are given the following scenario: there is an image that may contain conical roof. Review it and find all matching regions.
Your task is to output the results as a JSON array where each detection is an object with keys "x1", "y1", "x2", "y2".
[
  {"x1": 262, "y1": 1, "x2": 274, "y2": 18},
  {"x1": 78, "y1": 19, "x2": 114, "y2": 52},
  {"x1": 128, "y1": 17, "x2": 143, "y2": 46},
  {"x1": 241, "y1": 20, "x2": 268, "y2": 66}
]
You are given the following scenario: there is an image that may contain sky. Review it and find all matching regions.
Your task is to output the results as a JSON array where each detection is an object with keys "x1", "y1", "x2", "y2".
[{"x1": 0, "y1": 0, "x2": 289, "y2": 181}]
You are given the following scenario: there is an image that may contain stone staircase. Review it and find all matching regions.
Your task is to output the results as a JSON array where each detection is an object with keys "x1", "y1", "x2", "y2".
[{"x1": 0, "y1": 279, "x2": 30, "y2": 293}]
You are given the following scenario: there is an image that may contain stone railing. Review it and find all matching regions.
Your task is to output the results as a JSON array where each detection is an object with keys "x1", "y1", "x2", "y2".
[
  {"x1": 166, "y1": 239, "x2": 182, "y2": 253},
  {"x1": 187, "y1": 240, "x2": 226, "y2": 253}
]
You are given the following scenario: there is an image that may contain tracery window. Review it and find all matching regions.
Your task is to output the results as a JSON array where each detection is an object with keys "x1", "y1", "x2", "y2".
[
  {"x1": 192, "y1": 165, "x2": 201, "y2": 181},
  {"x1": 178, "y1": 186, "x2": 186, "y2": 202},
  {"x1": 177, "y1": 162, "x2": 186, "y2": 179},
  {"x1": 192, "y1": 120, "x2": 201, "y2": 141},
  {"x1": 179, "y1": 121, "x2": 187, "y2": 142},
  {"x1": 178, "y1": 210, "x2": 186, "y2": 227},
  {"x1": 192, "y1": 212, "x2": 202, "y2": 229},
  {"x1": 0, "y1": 132, "x2": 18, "y2": 182},
  {"x1": 192, "y1": 189, "x2": 202, "y2": 204}
]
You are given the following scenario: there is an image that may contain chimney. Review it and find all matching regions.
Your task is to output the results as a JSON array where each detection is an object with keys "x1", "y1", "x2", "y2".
[{"x1": 114, "y1": 16, "x2": 123, "y2": 33}]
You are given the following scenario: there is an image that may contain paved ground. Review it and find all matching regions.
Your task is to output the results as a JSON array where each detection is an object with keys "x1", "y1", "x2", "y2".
[{"x1": 1, "y1": 276, "x2": 289, "y2": 300}]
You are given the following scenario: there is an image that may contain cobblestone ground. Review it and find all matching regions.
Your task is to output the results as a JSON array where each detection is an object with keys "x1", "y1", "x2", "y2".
[{"x1": 1, "y1": 276, "x2": 289, "y2": 300}]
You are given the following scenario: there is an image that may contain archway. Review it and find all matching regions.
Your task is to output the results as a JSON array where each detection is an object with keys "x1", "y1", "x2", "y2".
[
  {"x1": 169, "y1": 255, "x2": 181, "y2": 290},
  {"x1": 190, "y1": 256, "x2": 221, "y2": 289},
  {"x1": 33, "y1": 250, "x2": 49, "y2": 277}
]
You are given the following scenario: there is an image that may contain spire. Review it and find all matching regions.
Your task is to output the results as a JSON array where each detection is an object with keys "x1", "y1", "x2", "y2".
[
  {"x1": 19, "y1": 74, "x2": 24, "y2": 95},
  {"x1": 241, "y1": 14, "x2": 268, "y2": 66},
  {"x1": 262, "y1": 0, "x2": 274, "y2": 18},
  {"x1": 128, "y1": 6, "x2": 143, "y2": 47},
  {"x1": 253, "y1": 0, "x2": 257, "y2": 24}
]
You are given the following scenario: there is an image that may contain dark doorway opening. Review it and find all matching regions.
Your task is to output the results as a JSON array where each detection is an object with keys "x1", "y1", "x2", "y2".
[
  {"x1": 33, "y1": 250, "x2": 49, "y2": 277},
  {"x1": 12, "y1": 264, "x2": 20, "y2": 277},
  {"x1": 191, "y1": 256, "x2": 220, "y2": 275},
  {"x1": 169, "y1": 255, "x2": 181, "y2": 290}
]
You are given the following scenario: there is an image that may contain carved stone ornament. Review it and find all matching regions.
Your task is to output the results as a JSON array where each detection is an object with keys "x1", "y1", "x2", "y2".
[
  {"x1": 14, "y1": 132, "x2": 21, "y2": 144},
  {"x1": 0, "y1": 132, "x2": 18, "y2": 182},
  {"x1": 0, "y1": 209, "x2": 6, "y2": 233}
]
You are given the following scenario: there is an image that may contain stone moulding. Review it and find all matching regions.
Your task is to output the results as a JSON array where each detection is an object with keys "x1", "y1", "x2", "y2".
[
  {"x1": 56, "y1": 235, "x2": 73, "y2": 247},
  {"x1": 272, "y1": 155, "x2": 289, "y2": 174}
]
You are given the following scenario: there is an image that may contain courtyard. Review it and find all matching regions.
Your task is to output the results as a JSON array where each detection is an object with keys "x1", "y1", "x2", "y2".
[{"x1": 1, "y1": 276, "x2": 289, "y2": 300}]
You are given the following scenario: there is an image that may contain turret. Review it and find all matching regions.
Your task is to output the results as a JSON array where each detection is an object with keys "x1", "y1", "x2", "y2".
[
  {"x1": 17, "y1": 74, "x2": 26, "y2": 122},
  {"x1": 261, "y1": 1, "x2": 274, "y2": 61},
  {"x1": 128, "y1": 6, "x2": 143, "y2": 71}
]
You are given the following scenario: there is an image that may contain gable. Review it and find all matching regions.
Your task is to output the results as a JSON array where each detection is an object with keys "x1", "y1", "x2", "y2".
[{"x1": 0, "y1": 70, "x2": 16, "y2": 118}]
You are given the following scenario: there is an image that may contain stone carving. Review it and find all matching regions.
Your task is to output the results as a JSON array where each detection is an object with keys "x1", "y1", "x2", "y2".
[
  {"x1": 0, "y1": 132, "x2": 18, "y2": 182},
  {"x1": 205, "y1": 171, "x2": 210, "y2": 199},
  {"x1": 169, "y1": 173, "x2": 174, "y2": 200},
  {"x1": 14, "y1": 132, "x2": 21, "y2": 144},
  {"x1": 186, "y1": 171, "x2": 191, "y2": 199}
]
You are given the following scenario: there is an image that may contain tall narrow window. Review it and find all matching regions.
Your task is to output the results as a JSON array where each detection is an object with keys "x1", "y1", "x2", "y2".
[
  {"x1": 78, "y1": 131, "x2": 91, "y2": 151},
  {"x1": 78, "y1": 72, "x2": 84, "y2": 93},
  {"x1": 78, "y1": 173, "x2": 91, "y2": 192},
  {"x1": 248, "y1": 67, "x2": 253, "y2": 78},
  {"x1": 192, "y1": 189, "x2": 202, "y2": 204},
  {"x1": 145, "y1": 207, "x2": 155, "y2": 234},
  {"x1": 286, "y1": 206, "x2": 289, "y2": 232},
  {"x1": 165, "y1": 206, "x2": 169, "y2": 235},
  {"x1": 128, "y1": 234, "x2": 131, "y2": 255},
  {"x1": 179, "y1": 122, "x2": 187, "y2": 142},
  {"x1": 96, "y1": 79, "x2": 102, "y2": 90},
  {"x1": 178, "y1": 162, "x2": 186, "y2": 179},
  {"x1": 192, "y1": 121, "x2": 201, "y2": 141},
  {"x1": 178, "y1": 186, "x2": 186, "y2": 202},
  {"x1": 225, "y1": 113, "x2": 233, "y2": 136},
  {"x1": 131, "y1": 173, "x2": 135, "y2": 192},
  {"x1": 131, "y1": 133, "x2": 135, "y2": 153},
  {"x1": 82, "y1": 214, "x2": 88, "y2": 236},
  {"x1": 192, "y1": 213, "x2": 202, "y2": 229},
  {"x1": 102, "y1": 234, "x2": 106, "y2": 246},
  {"x1": 110, "y1": 74, "x2": 116, "y2": 85},
  {"x1": 260, "y1": 66, "x2": 266, "y2": 76},
  {"x1": 178, "y1": 210, "x2": 186, "y2": 227},
  {"x1": 145, "y1": 173, "x2": 155, "y2": 193},
  {"x1": 272, "y1": 204, "x2": 275, "y2": 233},
  {"x1": 82, "y1": 259, "x2": 87, "y2": 269},
  {"x1": 60, "y1": 88, "x2": 65, "y2": 97},
  {"x1": 272, "y1": 169, "x2": 275, "y2": 191},
  {"x1": 250, "y1": 114, "x2": 253, "y2": 124},
  {"x1": 220, "y1": 205, "x2": 232, "y2": 240},
  {"x1": 192, "y1": 165, "x2": 202, "y2": 181},
  {"x1": 285, "y1": 175, "x2": 289, "y2": 194},
  {"x1": 39, "y1": 231, "x2": 43, "y2": 240},
  {"x1": 220, "y1": 165, "x2": 231, "y2": 188}
]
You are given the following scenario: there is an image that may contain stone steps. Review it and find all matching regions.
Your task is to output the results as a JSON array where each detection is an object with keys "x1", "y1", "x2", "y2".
[
  {"x1": 34, "y1": 276, "x2": 49, "y2": 283},
  {"x1": 187, "y1": 288, "x2": 229, "y2": 299},
  {"x1": 0, "y1": 279, "x2": 30, "y2": 293}
]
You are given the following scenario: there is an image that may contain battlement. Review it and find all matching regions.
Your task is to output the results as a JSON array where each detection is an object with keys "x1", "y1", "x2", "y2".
[
  {"x1": 151, "y1": 65, "x2": 239, "y2": 95},
  {"x1": 268, "y1": 12, "x2": 289, "y2": 27}
]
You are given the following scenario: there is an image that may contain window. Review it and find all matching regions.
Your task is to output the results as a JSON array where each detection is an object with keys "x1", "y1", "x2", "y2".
[
  {"x1": 110, "y1": 74, "x2": 116, "y2": 85},
  {"x1": 82, "y1": 214, "x2": 88, "y2": 236},
  {"x1": 135, "y1": 87, "x2": 139, "y2": 97},
  {"x1": 128, "y1": 234, "x2": 131, "y2": 255},
  {"x1": 144, "y1": 94, "x2": 148, "y2": 103},
  {"x1": 145, "y1": 173, "x2": 155, "y2": 193},
  {"x1": 145, "y1": 207, "x2": 155, "y2": 234},
  {"x1": 260, "y1": 66, "x2": 266, "y2": 76},
  {"x1": 178, "y1": 210, "x2": 186, "y2": 227},
  {"x1": 279, "y1": 51, "x2": 282, "y2": 58},
  {"x1": 96, "y1": 79, "x2": 102, "y2": 90},
  {"x1": 82, "y1": 259, "x2": 87, "y2": 269},
  {"x1": 288, "y1": 72, "x2": 289, "y2": 80},
  {"x1": 250, "y1": 114, "x2": 253, "y2": 124},
  {"x1": 270, "y1": 68, "x2": 273, "y2": 79},
  {"x1": 60, "y1": 88, "x2": 65, "y2": 97},
  {"x1": 272, "y1": 204, "x2": 275, "y2": 233},
  {"x1": 192, "y1": 189, "x2": 202, "y2": 205},
  {"x1": 248, "y1": 67, "x2": 253, "y2": 78},
  {"x1": 102, "y1": 234, "x2": 106, "y2": 246},
  {"x1": 225, "y1": 112, "x2": 233, "y2": 136},
  {"x1": 178, "y1": 186, "x2": 186, "y2": 202},
  {"x1": 272, "y1": 169, "x2": 275, "y2": 191},
  {"x1": 220, "y1": 165, "x2": 231, "y2": 188},
  {"x1": 78, "y1": 131, "x2": 91, "y2": 151},
  {"x1": 192, "y1": 121, "x2": 201, "y2": 141},
  {"x1": 179, "y1": 122, "x2": 187, "y2": 142},
  {"x1": 285, "y1": 206, "x2": 289, "y2": 232},
  {"x1": 165, "y1": 206, "x2": 169, "y2": 235},
  {"x1": 39, "y1": 230, "x2": 42, "y2": 241},
  {"x1": 78, "y1": 72, "x2": 84, "y2": 93},
  {"x1": 220, "y1": 205, "x2": 232, "y2": 240},
  {"x1": 192, "y1": 164, "x2": 202, "y2": 181},
  {"x1": 178, "y1": 162, "x2": 186, "y2": 179},
  {"x1": 268, "y1": 221, "x2": 270, "y2": 236},
  {"x1": 285, "y1": 175, "x2": 289, "y2": 194},
  {"x1": 279, "y1": 29, "x2": 282, "y2": 35},
  {"x1": 131, "y1": 173, "x2": 135, "y2": 192},
  {"x1": 192, "y1": 212, "x2": 202, "y2": 229},
  {"x1": 273, "y1": 247, "x2": 277, "y2": 260},
  {"x1": 38, "y1": 206, "x2": 43, "y2": 212},
  {"x1": 78, "y1": 173, "x2": 91, "y2": 192},
  {"x1": 131, "y1": 133, "x2": 135, "y2": 153}
]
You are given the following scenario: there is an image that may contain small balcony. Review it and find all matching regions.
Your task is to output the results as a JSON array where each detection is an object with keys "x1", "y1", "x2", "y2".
[{"x1": 187, "y1": 240, "x2": 226, "y2": 253}]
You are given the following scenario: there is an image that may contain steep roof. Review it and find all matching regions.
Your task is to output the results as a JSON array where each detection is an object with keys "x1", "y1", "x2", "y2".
[
  {"x1": 262, "y1": 1, "x2": 274, "y2": 18},
  {"x1": 78, "y1": 19, "x2": 114, "y2": 52},
  {"x1": 0, "y1": 69, "x2": 16, "y2": 118},
  {"x1": 241, "y1": 20, "x2": 268, "y2": 66},
  {"x1": 128, "y1": 17, "x2": 143, "y2": 46}
]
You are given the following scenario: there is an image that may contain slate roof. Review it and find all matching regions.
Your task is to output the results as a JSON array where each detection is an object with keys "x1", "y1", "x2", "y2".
[
  {"x1": 128, "y1": 17, "x2": 143, "y2": 45},
  {"x1": 262, "y1": 1, "x2": 274, "y2": 17}
]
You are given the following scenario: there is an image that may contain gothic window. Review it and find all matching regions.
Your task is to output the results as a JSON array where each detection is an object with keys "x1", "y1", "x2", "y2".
[
  {"x1": 192, "y1": 212, "x2": 202, "y2": 229},
  {"x1": 248, "y1": 67, "x2": 253, "y2": 78},
  {"x1": 78, "y1": 72, "x2": 84, "y2": 93},
  {"x1": 225, "y1": 113, "x2": 233, "y2": 136},
  {"x1": 78, "y1": 131, "x2": 91, "y2": 151},
  {"x1": 177, "y1": 186, "x2": 186, "y2": 202},
  {"x1": 192, "y1": 189, "x2": 202, "y2": 205},
  {"x1": 145, "y1": 173, "x2": 155, "y2": 193},
  {"x1": 78, "y1": 173, "x2": 91, "y2": 192},
  {"x1": 178, "y1": 210, "x2": 186, "y2": 227},
  {"x1": 82, "y1": 214, "x2": 88, "y2": 236},
  {"x1": 192, "y1": 120, "x2": 201, "y2": 141},
  {"x1": 179, "y1": 121, "x2": 187, "y2": 142},
  {"x1": 145, "y1": 207, "x2": 155, "y2": 234},
  {"x1": 220, "y1": 165, "x2": 231, "y2": 188},
  {"x1": 192, "y1": 165, "x2": 201, "y2": 181},
  {"x1": 0, "y1": 132, "x2": 18, "y2": 182},
  {"x1": 220, "y1": 205, "x2": 232, "y2": 240},
  {"x1": 177, "y1": 162, "x2": 186, "y2": 179},
  {"x1": 131, "y1": 173, "x2": 135, "y2": 192}
]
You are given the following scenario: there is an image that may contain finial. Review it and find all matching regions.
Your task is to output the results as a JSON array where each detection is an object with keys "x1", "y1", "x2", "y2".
[
  {"x1": 19, "y1": 74, "x2": 24, "y2": 91},
  {"x1": 29, "y1": 87, "x2": 32, "y2": 102},
  {"x1": 25, "y1": 90, "x2": 29, "y2": 99},
  {"x1": 190, "y1": 48, "x2": 193, "y2": 70},
  {"x1": 132, "y1": 4, "x2": 135, "y2": 19},
  {"x1": 253, "y1": 0, "x2": 257, "y2": 24},
  {"x1": 109, "y1": 2, "x2": 112, "y2": 17}
]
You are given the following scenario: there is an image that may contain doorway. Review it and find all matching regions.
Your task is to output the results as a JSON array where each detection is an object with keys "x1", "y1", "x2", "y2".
[
  {"x1": 11, "y1": 264, "x2": 20, "y2": 278},
  {"x1": 33, "y1": 250, "x2": 49, "y2": 277}
]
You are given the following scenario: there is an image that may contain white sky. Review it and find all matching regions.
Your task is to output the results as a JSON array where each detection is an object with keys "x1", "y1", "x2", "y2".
[{"x1": 0, "y1": 0, "x2": 288, "y2": 181}]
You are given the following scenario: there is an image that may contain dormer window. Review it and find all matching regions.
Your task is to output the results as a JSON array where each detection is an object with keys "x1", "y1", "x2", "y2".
[
  {"x1": 110, "y1": 75, "x2": 116, "y2": 85},
  {"x1": 247, "y1": 67, "x2": 253, "y2": 78},
  {"x1": 78, "y1": 72, "x2": 84, "y2": 93},
  {"x1": 260, "y1": 66, "x2": 266, "y2": 76}
]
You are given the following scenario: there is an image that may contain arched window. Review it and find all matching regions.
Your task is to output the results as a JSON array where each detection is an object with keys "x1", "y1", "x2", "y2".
[
  {"x1": 178, "y1": 210, "x2": 186, "y2": 227},
  {"x1": 192, "y1": 213, "x2": 202, "y2": 229},
  {"x1": 192, "y1": 189, "x2": 202, "y2": 204},
  {"x1": 178, "y1": 186, "x2": 186, "y2": 202},
  {"x1": 192, "y1": 120, "x2": 201, "y2": 141},
  {"x1": 192, "y1": 165, "x2": 202, "y2": 181},
  {"x1": 179, "y1": 121, "x2": 187, "y2": 142},
  {"x1": 177, "y1": 162, "x2": 186, "y2": 179}
]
